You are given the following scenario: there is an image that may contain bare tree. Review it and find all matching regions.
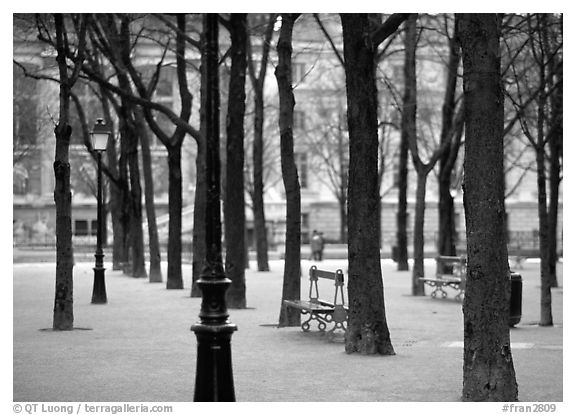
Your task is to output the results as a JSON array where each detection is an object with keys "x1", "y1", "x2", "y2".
[
  {"x1": 504, "y1": 13, "x2": 563, "y2": 325},
  {"x1": 276, "y1": 13, "x2": 302, "y2": 327},
  {"x1": 247, "y1": 14, "x2": 277, "y2": 272},
  {"x1": 458, "y1": 13, "x2": 518, "y2": 401},
  {"x1": 36, "y1": 13, "x2": 87, "y2": 330},
  {"x1": 221, "y1": 13, "x2": 248, "y2": 308},
  {"x1": 340, "y1": 13, "x2": 409, "y2": 355}
]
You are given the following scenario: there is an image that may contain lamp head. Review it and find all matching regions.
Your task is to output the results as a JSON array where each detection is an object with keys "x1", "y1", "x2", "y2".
[{"x1": 91, "y1": 119, "x2": 110, "y2": 151}]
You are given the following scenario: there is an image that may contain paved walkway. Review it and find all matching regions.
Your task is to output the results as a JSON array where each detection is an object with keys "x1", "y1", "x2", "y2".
[{"x1": 13, "y1": 258, "x2": 563, "y2": 403}]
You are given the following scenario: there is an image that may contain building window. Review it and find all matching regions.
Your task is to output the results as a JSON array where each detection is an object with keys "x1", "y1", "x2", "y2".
[
  {"x1": 292, "y1": 62, "x2": 307, "y2": 84},
  {"x1": 294, "y1": 110, "x2": 306, "y2": 131},
  {"x1": 295, "y1": 152, "x2": 308, "y2": 189},
  {"x1": 13, "y1": 63, "x2": 38, "y2": 148},
  {"x1": 75, "y1": 220, "x2": 89, "y2": 236},
  {"x1": 74, "y1": 220, "x2": 98, "y2": 236},
  {"x1": 13, "y1": 164, "x2": 29, "y2": 195}
]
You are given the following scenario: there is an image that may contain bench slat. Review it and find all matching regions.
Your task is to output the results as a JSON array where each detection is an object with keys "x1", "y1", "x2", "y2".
[
  {"x1": 283, "y1": 300, "x2": 335, "y2": 312},
  {"x1": 312, "y1": 269, "x2": 341, "y2": 280}
]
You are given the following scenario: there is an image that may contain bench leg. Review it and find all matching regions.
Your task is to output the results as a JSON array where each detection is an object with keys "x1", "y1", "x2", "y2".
[
  {"x1": 323, "y1": 310, "x2": 347, "y2": 336},
  {"x1": 300, "y1": 310, "x2": 314, "y2": 332},
  {"x1": 430, "y1": 285, "x2": 448, "y2": 299}
]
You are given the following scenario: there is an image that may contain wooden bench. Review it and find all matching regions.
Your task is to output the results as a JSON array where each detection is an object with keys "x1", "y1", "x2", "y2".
[
  {"x1": 419, "y1": 255, "x2": 467, "y2": 301},
  {"x1": 283, "y1": 266, "x2": 348, "y2": 335}
]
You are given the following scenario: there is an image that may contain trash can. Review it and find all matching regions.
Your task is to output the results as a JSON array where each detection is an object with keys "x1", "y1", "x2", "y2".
[{"x1": 509, "y1": 272, "x2": 522, "y2": 327}]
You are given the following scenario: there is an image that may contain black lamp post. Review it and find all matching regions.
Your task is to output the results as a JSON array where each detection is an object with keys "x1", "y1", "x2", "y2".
[
  {"x1": 191, "y1": 13, "x2": 236, "y2": 402},
  {"x1": 90, "y1": 119, "x2": 110, "y2": 304}
]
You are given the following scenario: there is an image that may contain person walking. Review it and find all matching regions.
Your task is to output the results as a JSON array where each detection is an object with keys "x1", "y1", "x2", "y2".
[{"x1": 311, "y1": 230, "x2": 324, "y2": 261}]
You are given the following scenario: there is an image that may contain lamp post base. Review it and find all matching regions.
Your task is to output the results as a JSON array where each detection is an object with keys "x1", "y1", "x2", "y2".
[
  {"x1": 91, "y1": 265, "x2": 107, "y2": 304},
  {"x1": 191, "y1": 323, "x2": 237, "y2": 401}
]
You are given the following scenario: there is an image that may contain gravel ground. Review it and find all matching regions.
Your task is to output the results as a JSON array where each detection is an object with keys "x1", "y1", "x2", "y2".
[{"x1": 12, "y1": 257, "x2": 564, "y2": 406}]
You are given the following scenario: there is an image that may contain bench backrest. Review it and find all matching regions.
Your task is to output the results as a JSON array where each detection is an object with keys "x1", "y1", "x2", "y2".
[{"x1": 308, "y1": 266, "x2": 345, "y2": 306}]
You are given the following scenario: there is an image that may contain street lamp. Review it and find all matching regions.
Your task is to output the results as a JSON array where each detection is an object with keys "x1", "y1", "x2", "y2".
[{"x1": 90, "y1": 119, "x2": 110, "y2": 304}]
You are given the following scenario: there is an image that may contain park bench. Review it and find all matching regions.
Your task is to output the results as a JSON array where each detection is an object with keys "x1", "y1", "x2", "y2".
[
  {"x1": 283, "y1": 266, "x2": 348, "y2": 335},
  {"x1": 419, "y1": 255, "x2": 467, "y2": 301}
]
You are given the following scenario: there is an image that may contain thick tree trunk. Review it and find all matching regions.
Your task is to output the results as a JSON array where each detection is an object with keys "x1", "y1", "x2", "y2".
[
  {"x1": 276, "y1": 14, "x2": 302, "y2": 327},
  {"x1": 224, "y1": 13, "x2": 248, "y2": 309},
  {"x1": 53, "y1": 124, "x2": 74, "y2": 330},
  {"x1": 167, "y1": 146, "x2": 184, "y2": 289},
  {"x1": 135, "y1": 107, "x2": 162, "y2": 283},
  {"x1": 458, "y1": 13, "x2": 518, "y2": 401},
  {"x1": 341, "y1": 14, "x2": 395, "y2": 355},
  {"x1": 411, "y1": 173, "x2": 427, "y2": 296}
]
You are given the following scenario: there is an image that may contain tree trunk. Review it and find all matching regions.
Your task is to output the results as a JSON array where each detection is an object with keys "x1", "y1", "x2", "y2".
[
  {"x1": 126, "y1": 117, "x2": 147, "y2": 279},
  {"x1": 191, "y1": 137, "x2": 206, "y2": 297},
  {"x1": 341, "y1": 13, "x2": 395, "y2": 355},
  {"x1": 248, "y1": 17, "x2": 275, "y2": 273},
  {"x1": 337, "y1": 130, "x2": 348, "y2": 243},
  {"x1": 536, "y1": 142, "x2": 552, "y2": 325},
  {"x1": 167, "y1": 145, "x2": 184, "y2": 289},
  {"x1": 276, "y1": 14, "x2": 302, "y2": 327},
  {"x1": 411, "y1": 173, "x2": 427, "y2": 296},
  {"x1": 191, "y1": 25, "x2": 208, "y2": 296},
  {"x1": 547, "y1": 122, "x2": 560, "y2": 289},
  {"x1": 458, "y1": 13, "x2": 518, "y2": 401},
  {"x1": 253, "y1": 91, "x2": 270, "y2": 271},
  {"x1": 52, "y1": 13, "x2": 75, "y2": 331},
  {"x1": 135, "y1": 107, "x2": 162, "y2": 282},
  {"x1": 438, "y1": 171, "x2": 457, "y2": 259},
  {"x1": 109, "y1": 172, "x2": 125, "y2": 271},
  {"x1": 396, "y1": 114, "x2": 410, "y2": 271},
  {"x1": 546, "y1": 25, "x2": 562, "y2": 288},
  {"x1": 102, "y1": 113, "x2": 125, "y2": 272},
  {"x1": 224, "y1": 13, "x2": 248, "y2": 309},
  {"x1": 53, "y1": 124, "x2": 74, "y2": 330},
  {"x1": 437, "y1": 21, "x2": 462, "y2": 262},
  {"x1": 118, "y1": 127, "x2": 132, "y2": 275},
  {"x1": 338, "y1": 195, "x2": 347, "y2": 243}
]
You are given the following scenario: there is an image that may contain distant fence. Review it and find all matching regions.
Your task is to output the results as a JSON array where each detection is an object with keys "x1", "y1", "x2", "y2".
[{"x1": 13, "y1": 230, "x2": 561, "y2": 259}]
